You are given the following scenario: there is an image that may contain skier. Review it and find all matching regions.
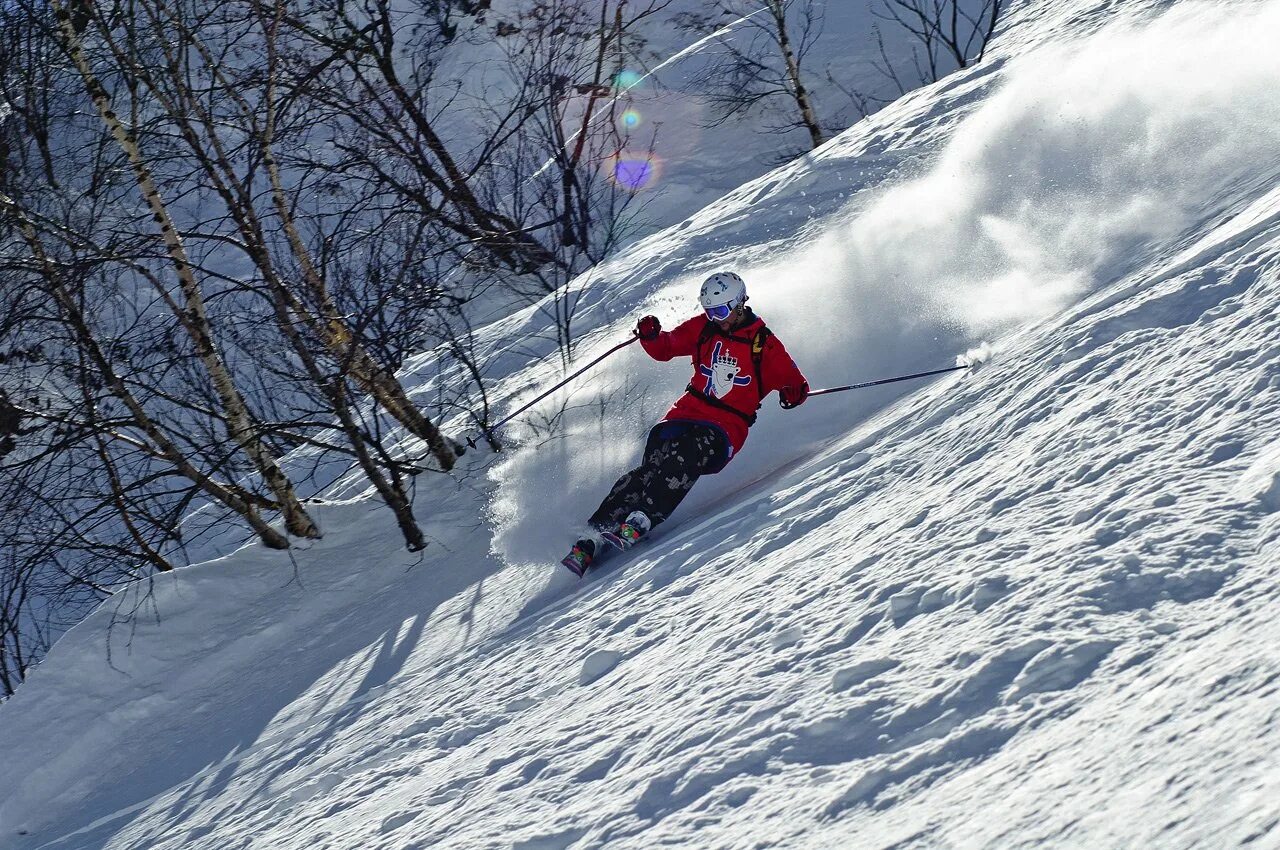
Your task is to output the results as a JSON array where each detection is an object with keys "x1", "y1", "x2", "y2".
[{"x1": 562, "y1": 271, "x2": 810, "y2": 575}]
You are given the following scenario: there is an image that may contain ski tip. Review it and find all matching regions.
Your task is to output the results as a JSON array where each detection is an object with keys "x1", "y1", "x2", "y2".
[
  {"x1": 561, "y1": 557, "x2": 587, "y2": 577},
  {"x1": 601, "y1": 531, "x2": 626, "y2": 551}
]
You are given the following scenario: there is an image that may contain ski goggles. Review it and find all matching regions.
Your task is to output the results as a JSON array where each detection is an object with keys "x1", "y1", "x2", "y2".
[{"x1": 703, "y1": 302, "x2": 735, "y2": 321}]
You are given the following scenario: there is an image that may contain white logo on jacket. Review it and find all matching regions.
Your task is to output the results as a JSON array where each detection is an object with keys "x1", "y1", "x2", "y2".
[{"x1": 699, "y1": 341, "x2": 752, "y2": 398}]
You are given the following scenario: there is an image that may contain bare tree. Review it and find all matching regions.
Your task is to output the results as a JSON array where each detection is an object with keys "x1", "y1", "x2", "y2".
[
  {"x1": 492, "y1": 0, "x2": 664, "y2": 364},
  {"x1": 103, "y1": 0, "x2": 463, "y2": 474},
  {"x1": 0, "y1": 0, "x2": 688, "y2": 690},
  {"x1": 0, "y1": 538, "x2": 49, "y2": 697},
  {"x1": 674, "y1": 0, "x2": 827, "y2": 153},
  {"x1": 276, "y1": 0, "x2": 561, "y2": 276},
  {"x1": 0, "y1": 194, "x2": 302, "y2": 548},
  {"x1": 49, "y1": 0, "x2": 323, "y2": 540},
  {"x1": 872, "y1": 0, "x2": 1003, "y2": 93}
]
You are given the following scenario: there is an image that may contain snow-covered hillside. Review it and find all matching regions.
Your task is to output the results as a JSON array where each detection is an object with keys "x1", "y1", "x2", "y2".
[{"x1": 4, "y1": 0, "x2": 1280, "y2": 847}]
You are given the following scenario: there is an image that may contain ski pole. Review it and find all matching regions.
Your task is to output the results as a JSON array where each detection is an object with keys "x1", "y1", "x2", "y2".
[
  {"x1": 809, "y1": 363, "x2": 971, "y2": 398},
  {"x1": 466, "y1": 334, "x2": 640, "y2": 449}
]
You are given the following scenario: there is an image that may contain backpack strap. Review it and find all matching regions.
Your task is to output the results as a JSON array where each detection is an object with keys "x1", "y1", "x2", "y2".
[
  {"x1": 750, "y1": 326, "x2": 772, "y2": 401},
  {"x1": 695, "y1": 319, "x2": 768, "y2": 359},
  {"x1": 694, "y1": 319, "x2": 717, "y2": 364},
  {"x1": 683, "y1": 384, "x2": 757, "y2": 426}
]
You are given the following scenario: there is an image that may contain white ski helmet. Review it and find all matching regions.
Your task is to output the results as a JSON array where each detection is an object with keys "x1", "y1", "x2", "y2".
[{"x1": 699, "y1": 271, "x2": 747, "y2": 313}]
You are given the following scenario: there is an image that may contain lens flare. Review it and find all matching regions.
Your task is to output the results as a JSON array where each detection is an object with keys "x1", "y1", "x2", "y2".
[
  {"x1": 619, "y1": 109, "x2": 643, "y2": 131},
  {"x1": 614, "y1": 158, "x2": 653, "y2": 190},
  {"x1": 614, "y1": 69, "x2": 644, "y2": 91},
  {"x1": 607, "y1": 152, "x2": 661, "y2": 191}
]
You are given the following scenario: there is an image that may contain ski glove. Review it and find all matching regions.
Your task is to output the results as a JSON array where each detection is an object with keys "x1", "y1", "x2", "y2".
[
  {"x1": 779, "y1": 381, "x2": 809, "y2": 410},
  {"x1": 637, "y1": 315, "x2": 661, "y2": 340}
]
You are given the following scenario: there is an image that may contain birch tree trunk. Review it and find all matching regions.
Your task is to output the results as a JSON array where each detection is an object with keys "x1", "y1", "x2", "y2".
[
  {"x1": 770, "y1": 0, "x2": 825, "y2": 150},
  {"x1": 134, "y1": 0, "x2": 459, "y2": 474},
  {"x1": 0, "y1": 191, "x2": 294, "y2": 550},
  {"x1": 49, "y1": 0, "x2": 320, "y2": 540}
]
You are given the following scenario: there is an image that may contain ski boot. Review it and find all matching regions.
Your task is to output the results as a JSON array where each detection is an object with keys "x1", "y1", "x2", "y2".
[
  {"x1": 561, "y1": 537, "x2": 598, "y2": 577},
  {"x1": 602, "y1": 510, "x2": 651, "y2": 551}
]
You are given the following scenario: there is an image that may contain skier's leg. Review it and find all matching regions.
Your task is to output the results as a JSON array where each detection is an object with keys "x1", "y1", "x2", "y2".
[
  {"x1": 590, "y1": 421, "x2": 729, "y2": 531},
  {"x1": 631, "y1": 423, "x2": 729, "y2": 527},
  {"x1": 587, "y1": 424, "x2": 668, "y2": 530}
]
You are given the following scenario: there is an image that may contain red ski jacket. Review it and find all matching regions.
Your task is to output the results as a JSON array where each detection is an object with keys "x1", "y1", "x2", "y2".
[{"x1": 640, "y1": 310, "x2": 808, "y2": 459}]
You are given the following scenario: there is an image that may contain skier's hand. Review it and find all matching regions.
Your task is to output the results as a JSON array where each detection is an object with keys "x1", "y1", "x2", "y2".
[
  {"x1": 637, "y1": 315, "x2": 661, "y2": 340},
  {"x1": 779, "y1": 381, "x2": 809, "y2": 410}
]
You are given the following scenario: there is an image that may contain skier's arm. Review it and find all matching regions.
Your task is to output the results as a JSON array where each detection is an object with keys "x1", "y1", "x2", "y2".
[
  {"x1": 640, "y1": 315, "x2": 703, "y2": 362},
  {"x1": 762, "y1": 335, "x2": 809, "y2": 400}
]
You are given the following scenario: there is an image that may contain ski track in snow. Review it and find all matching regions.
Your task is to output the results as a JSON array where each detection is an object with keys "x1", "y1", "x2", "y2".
[{"x1": 4, "y1": 1, "x2": 1280, "y2": 848}]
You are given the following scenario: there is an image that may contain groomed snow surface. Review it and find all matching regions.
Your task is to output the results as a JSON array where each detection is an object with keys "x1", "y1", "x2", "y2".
[{"x1": 4, "y1": 1, "x2": 1280, "y2": 847}]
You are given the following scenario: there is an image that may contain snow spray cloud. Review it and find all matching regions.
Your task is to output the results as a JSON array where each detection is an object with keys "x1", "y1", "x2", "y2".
[
  {"x1": 722, "y1": 0, "x2": 1280, "y2": 472},
  {"x1": 772, "y1": 0, "x2": 1280, "y2": 343},
  {"x1": 490, "y1": 1, "x2": 1280, "y2": 565}
]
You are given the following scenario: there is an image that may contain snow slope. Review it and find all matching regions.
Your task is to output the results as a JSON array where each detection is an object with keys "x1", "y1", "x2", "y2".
[{"x1": 4, "y1": 0, "x2": 1280, "y2": 848}]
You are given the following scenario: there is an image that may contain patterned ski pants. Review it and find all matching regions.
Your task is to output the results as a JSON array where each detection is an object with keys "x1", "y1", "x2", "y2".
[{"x1": 589, "y1": 420, "x2": 730, "y2": 531}]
